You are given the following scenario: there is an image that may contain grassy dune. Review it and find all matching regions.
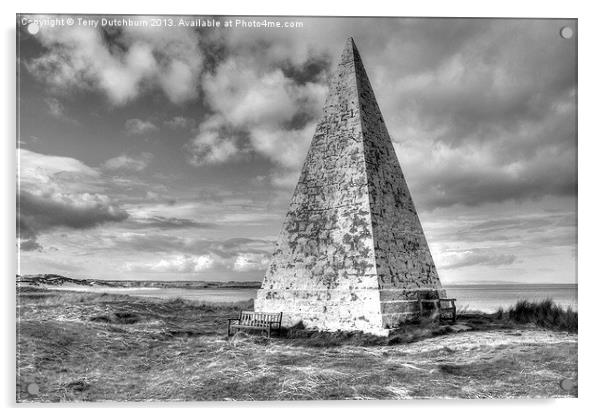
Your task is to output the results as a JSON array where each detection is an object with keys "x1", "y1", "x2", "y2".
[{"x1": 16, "y1": 287, "x2": 578, "y2": 402}]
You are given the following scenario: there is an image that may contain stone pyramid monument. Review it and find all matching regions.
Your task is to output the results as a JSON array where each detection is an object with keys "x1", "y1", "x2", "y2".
[{"x1": 255, "y1": 37, "x2": 446, "y2": 335}]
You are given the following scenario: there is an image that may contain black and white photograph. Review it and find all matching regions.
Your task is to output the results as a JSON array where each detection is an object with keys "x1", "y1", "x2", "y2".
[{"x1": 15, "y1": 12, "x2": 578, "y2": 402}]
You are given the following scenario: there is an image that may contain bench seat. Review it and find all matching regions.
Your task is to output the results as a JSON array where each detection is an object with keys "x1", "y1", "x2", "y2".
[
  {"x1": 227, "y1": 311, "x2": 283, "y2": 337},
  {"x1": 420, "y1": 298, "x2": 457, "y2": 323}
]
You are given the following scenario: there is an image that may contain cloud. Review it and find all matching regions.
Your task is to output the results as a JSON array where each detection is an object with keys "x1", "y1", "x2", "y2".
[
  {"x1": 439, "y1": 249, "x2": 517, "y2": 270},
  {"x1": 117, "y1": 234, "x2": 273, "y2": 273},
  {"x1": 232, "y1": 253, "x2": 270, "y2": 272},
  {"x1": 126, "y1": 254, "x2": 215, "y2": 273},
  {"x1": 128, "y1": 215, "x2": 215, "y2": 230},
  {"x1": 125, "y1": 251, "x2": 270, "y2": 274},
  {"x1": 185, "y1": 53, "x2": 327, "y2": 175},
  {"x1": 373, "y1": 20, "x2": 577, "y2": 209},
  {"x1": 18, "y1": 149, "x2": 128, "y2": 250},
  {"x1": 25, "y1": 18, "x2": 576, "y2": 209},
  {"x1": 186, "y1": 116, "x2": 240, "y2": 166},
  {"x1": 18, "y1": 189, "x2": 129, "y2": 248},
  {"x1": 44, "y1": 97, "x2": 65, "y2": 118},
  {"x1": 112, "y1": 233, "x2": 272, "y2": 256},
  {"x1": 19, "y1": 148, "x2": 98, "y2": 185},
  {"x1": 164, "y1": 116, "x2": 194, "y2": 130},
  {"x1": 19, "y1": 238, "x2": 42, "y2": 252},
  {"x1": 103, "y1": 152, "x2": 154, "y2": 171},
  {"x1": 27, "y1": 23, "x2": 204, "y2": 105},
  {"x1": 124, "y1": 118, "x2": 158, "y2": 135},
  {"x1": 198, "y1": 18, "x2": 576, "y2": 206},
  {"x1": 396, "y1": 127, "x2": 577, "y2": 211}
]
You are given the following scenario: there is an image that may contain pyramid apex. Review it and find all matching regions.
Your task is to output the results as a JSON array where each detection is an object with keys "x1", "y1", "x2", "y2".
[
  {"x1": 339, "y1": 36, "x2": 362, "y2": 67},
  {"x1": 343, "y1": 36, "x2": 357, "y2": 53}
]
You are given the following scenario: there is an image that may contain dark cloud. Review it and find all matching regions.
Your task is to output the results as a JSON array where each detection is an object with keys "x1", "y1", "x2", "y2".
[
  {"x1": 210, "y1": 238, "x2": 274, "y2": 258},
  {"x1": 220, "y1": 237, "x2": 268, "y2": 249},
  {"x1": 19, "y1": 239, "x2": 42, "y2": 252},
  {"x1": 430, "y1": 212, "x2": 577, "y2": 251},
  {"x1": 408, "y1": 144, "x2": 577, "y2": 210},
  {"x1": 115, "y1": 234, "x2": 210, "y2": 253},
  {"x1": 26, "y1": 24, "x2": 203, "y2": 105},
  {"x1": 466, "y1": 214, "x2": 575, "y2": 235},
  {"x1": 280, "y1": 53, "x2": 331, "y2": 85},
  {"x1": 17, "y1": 190, "x2": 129, "y2": 249},
  {"x1": 380, "y1": 20, "x2": 577, "y2": 210},
  {"x1": 128, "y1": 216, "x2": 216, "y2": 230},
  {"x1": 112, "y1": 233, "x2": 273, "y2": 257}
]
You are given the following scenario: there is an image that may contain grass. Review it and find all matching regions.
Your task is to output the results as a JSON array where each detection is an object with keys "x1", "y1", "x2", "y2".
[
  {"x1": 502, "y1": 299, "x2": 578, "y2": 333},
  {"x1": 16, "y1": 287, "x2": 578, "y2": 401}
]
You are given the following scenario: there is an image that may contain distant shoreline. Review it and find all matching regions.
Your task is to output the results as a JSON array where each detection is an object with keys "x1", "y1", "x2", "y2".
[
  {"x1": 16, "y1": 274, "x2": 263, "y2": 289},
  {"x1": 16, "y1": 274, "x2": 577, "y2": 290}
]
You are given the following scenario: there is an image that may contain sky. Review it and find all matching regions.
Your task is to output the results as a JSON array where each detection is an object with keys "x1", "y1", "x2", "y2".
[{"x1": 16, "y1": 15, "x2": 577, "y2": 284}]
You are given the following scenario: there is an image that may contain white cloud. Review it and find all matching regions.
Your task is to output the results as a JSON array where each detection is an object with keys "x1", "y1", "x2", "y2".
[
  {"x1": 124, "y1": 118, "x2": 158, "y2": 135},
  {"x1": 145, "y1": 191, "x2": 159, "y2": 200},
  {"x1": 186, "y1": 118, "x2": 240, "y2": 166},
  {"x1": 18, "y1": 148, "x2": 99, "y2": 192},
  {"x1": 142, "y1": 254, "x2": 214, "y2": 273},
  {"x1": 44, "y1": 97, "x2": 65, "y2": 118},
  {"x1": 164, "y1": 116, "x2": 194, "y2": 130},
  {"x1": 204, "y1": 63, "x2": 299, "y2": 127},
  {"x1": 103, "y1": 153, "x2": 154, "y2": 172},
  {"x1": 125, "y1": 254, "x2": 215, "y2": 273},
  {"x1": 232, "y1": 253, "x2": 270, "y2": 272},
  {"x1": 186, "y1": 57, "x2": 327, "y2": 174},
  {"x1": 438, "y1": 249, "x2": 517, "y2": 270},
  {"x1": 27, "y1": 24, "x2": 203, "y2": 105},
  {"x1": 119, "y1": 236, "x2": 273, "y2": 274},
  {"x1": 124, "y1": 252, "x2": 270, "y2": 274}
]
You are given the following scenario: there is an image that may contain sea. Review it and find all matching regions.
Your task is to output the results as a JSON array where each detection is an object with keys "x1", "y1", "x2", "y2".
[{"x1": 48, "y1": 283, "x2": 577, "y2": 313}]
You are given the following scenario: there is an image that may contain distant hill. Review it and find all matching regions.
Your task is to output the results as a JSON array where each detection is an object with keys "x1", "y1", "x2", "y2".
[{"x1": 16, "y1": 274, "x2": 262, "y2": 289}]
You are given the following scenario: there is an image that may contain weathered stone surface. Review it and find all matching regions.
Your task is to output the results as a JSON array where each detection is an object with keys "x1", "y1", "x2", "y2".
[{"x1": 255, "y1": 37, "x2": 446, "y2": 335}]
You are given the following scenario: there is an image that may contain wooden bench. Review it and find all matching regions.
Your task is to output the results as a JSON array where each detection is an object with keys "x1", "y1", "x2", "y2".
[
  {"x1": 420, "y1": 298, "x2": 457, "y2": 323},
  {"x1": 439, "y1": 298, "x2": 457, "y2": 323},
  {"x1": 227, "y1": 311, "x2": 283, "y2": 338}
]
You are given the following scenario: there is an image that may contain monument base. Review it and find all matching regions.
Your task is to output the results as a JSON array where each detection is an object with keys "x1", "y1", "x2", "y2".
[{"x1": 255, "y1": 287, "x2": 446, "y2": 336}]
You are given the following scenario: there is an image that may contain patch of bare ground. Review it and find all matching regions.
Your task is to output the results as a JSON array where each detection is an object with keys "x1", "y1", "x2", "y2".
[{"x1": 16, "y1": 287, "x2": 577, "y2": 402}]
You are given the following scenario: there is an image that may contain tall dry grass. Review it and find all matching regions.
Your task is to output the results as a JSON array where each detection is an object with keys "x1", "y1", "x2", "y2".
[
  {"x1": 505, "y1": 299, "x2": 577, "y2": 333},
  {"x1": 491, "y1": 299, "x2": 577, "y2": 333}
]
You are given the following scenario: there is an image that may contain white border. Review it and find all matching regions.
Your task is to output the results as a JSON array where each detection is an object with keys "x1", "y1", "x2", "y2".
[{"x1": 3, "y1": 0, "x2": 600, "y2": 414}]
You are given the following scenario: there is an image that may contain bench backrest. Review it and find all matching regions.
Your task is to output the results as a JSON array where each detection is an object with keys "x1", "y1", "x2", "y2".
[
  {"x1": 439, "y1": 298, "x2": 456, "y2": 309},
  {"x1": 240, "y1": 311, "x2": 282, "y2": 325}
]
